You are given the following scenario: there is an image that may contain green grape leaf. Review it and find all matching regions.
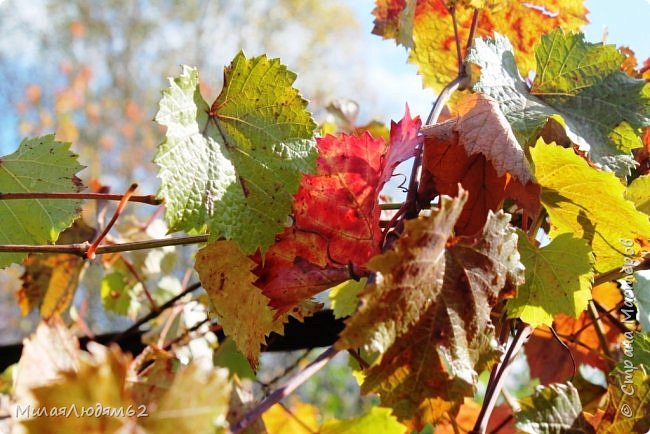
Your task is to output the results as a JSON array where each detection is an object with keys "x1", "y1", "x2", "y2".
[
  {"x1": 468, "y1": 30, "x2": 650, "y2": 175},
  {"x1": 154, "y1": 53, "x2": 317, "y2": 254},
  {"x1": 507, "y1": 232, "x2": 594, "y2": 327},
  {"x1": 530, "y1": 141, "x2": 650, "y2": 273},
  {"x1": 100, "y1": 271, "x2": 139, "y2": 317},
  {"x1": 0, "y1": 135, "x2": 84, "y2": 267},
  {"x1": 516, "y1": 382, "x2": 594, "y2": 434}
]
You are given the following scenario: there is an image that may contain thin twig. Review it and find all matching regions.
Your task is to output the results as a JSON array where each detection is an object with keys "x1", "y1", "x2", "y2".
[
  {"x1": 119, "y1": 255, "x2": 158, "y2": 311},
  {"x1": 426, "y1": 75, "x2": 467, "y2": 126},
  {"x1": 593, "y1": 300, "x2": 630, "y2": 334},
  {"x1": 0, "y1": 234, "x2": 209, "y2": 256},
  {"x1": 87, "y1": 183, "x2": 138, "y2": 259},
  {"x1": 587, "y1": 300, "x2": 614, "y2": 369},
  {"x1": 229, "y1": 347, "x2": 339, "y2": 434},
  {"x1": 471, "y1": 324, "x2": 532, "y2": 434},
  {"x1": 0, "y1": 191, "x2": 162, "y2": 205},
  {"x1": 109, "y1": 282, "x2": 202, "y2": 344}
]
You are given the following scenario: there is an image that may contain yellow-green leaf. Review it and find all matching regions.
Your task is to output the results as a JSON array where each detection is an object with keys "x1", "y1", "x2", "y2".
[
  {"x1": 627, "y1": 174, "x2": 650, "y2": 216},
  {"x1": 530, "y1": 141, "x2": 650, "y2": 273},
  {"x1": 328, "y1": 278, "x2": 366, "y2": 319},
  {"x1": 507, "y1": 232, "x2": 594, "y2": 327}
]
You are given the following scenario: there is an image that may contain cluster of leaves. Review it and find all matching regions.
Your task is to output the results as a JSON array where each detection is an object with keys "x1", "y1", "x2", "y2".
[{"x1": 1, "y1": 0, "x2": 650, "y2": 433}]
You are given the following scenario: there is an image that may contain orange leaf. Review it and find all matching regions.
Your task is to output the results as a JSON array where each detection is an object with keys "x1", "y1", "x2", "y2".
[{"x1": 525, "y1": 282, "x2": 622, "y2": 384}]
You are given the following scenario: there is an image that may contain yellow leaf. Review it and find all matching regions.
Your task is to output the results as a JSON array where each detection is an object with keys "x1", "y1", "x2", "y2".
[
  {"x1": 195, "y1": 240, "x2": 287, "y2": 368},
  {"x1": 262, "y1": 402, "x2": 320, "y2": 434},
  {"x1": 530, "y1": 141, "x2": 650, "y2": 273}
]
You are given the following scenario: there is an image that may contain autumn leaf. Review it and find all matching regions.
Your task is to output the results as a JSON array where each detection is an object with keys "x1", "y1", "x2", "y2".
[
  {"x1": 337, "y1": 191, "x2": 469, "y2": 353},
  {"x1": 530, "y1": 141, "x2": 650, "y2": 273},
  {"x1": 598, "y1": 340, "x2": 650, "y2": 433},
  {"x1": 320, "y1": 406, "x2": 407, "y2": 433},
  {"x1": 0, "y1": 135, "x2": 84, "y2": 268},
  {"x1": 626, "y1": 174, "x2": 650, "y2": 216},
  {"x1": 635, "y1": 271, "x2": 650, "y2": 331},
  {"x1": 15, "y1": 319, "x2": 233, "y2": 434},
  {"x1": 262, "y1": 401, "x2": 320, "y2": 434},
  {"x1": 195, "y1": 240, "x2": 319, "y2": 367},
  {"x1": 338, "y1": 192, "x2": 524, "y2": 428},
  {"x1": 195, "y1": 240, "x2": 286, "y2": 367},
  {"x1": 506, "y1": 231, "x2": 594, "y2": 327},
  {"x1": 468, "y1": 31, "x2": 650, "y2": 175},
  {"x1": 154, "y1": 54, "x2": 317, "y2": 254},
  {"x1": 260, "y1": 108, "x2": 421, "y2": 313},
  {"x1": 17, "y1": 220, "x2": 95, "y2": 318},
  {"x1": 525, "y1": 282, "x2": 622, "y2": 384},
  {"x1": 372, "y1": 0, "x2": 587, "y2": 93},
  {"x1": 420, "y1": 119, "x2": 539, "y2": 236}
]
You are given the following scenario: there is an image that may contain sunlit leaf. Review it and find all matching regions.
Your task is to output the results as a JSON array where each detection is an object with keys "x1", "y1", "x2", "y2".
[
  {"x1": 516, "y1": 382, "x2": 594, "y2": 434},
  {"x1": 0, "y1": 135, "x2": 84, "y2": 268},
  {"x1": 338, "y1": 192, "x2": 524, "y2": 428},
  {"x1": 468, "y1": 31, "x2": 650, "y2": 175},
  {"x1": 507, "y1": 232, "x2": 594, "y2": 327},
  {"x1": 530, "y1": 141, "x2": 650, "y2": 273},
  {"x1": 155, "y1": 54, "x2": 317, "y2": 254}
]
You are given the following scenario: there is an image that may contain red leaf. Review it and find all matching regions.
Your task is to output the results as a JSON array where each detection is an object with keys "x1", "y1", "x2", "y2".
[{"x1": 259, "y1": 108, "x2": 421, "y2": 313}]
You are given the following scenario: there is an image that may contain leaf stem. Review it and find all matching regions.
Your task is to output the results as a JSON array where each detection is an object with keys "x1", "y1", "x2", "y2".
[
  {"x1": 464, "y1": 9, "x2": 480, "y2": 66},
  {"x1": 471, "y1": 323, "x2": 532, "y2": 434},
  {"x1": 425, "y1": 75, "x2": 467, "y2": 126},
  {"x1": 0, "y1": 191, "x2": 163, "y2": 205},
  {"x1": 87, "y1": 183, "x2": 138, "y2": 259},
  {"x1": 229, "y1": 346, "x2": 340, "y2": 434},
  {"x1": 450, "y1": 6, "x2": 463, "y2": 72}
]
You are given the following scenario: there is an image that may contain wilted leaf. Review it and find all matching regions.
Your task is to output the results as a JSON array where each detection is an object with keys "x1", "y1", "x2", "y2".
[
  {"x1": 507, "y1": 232, "x2": 594, "y2": 327},
  {"x1": 0, "y1": 135, "x2": 84, "y2": 267},
  {"x1": 337, "y1": 191, "x2": 469, "y2": 353},
  {"x1": 516, "y1": 382, "x2": 594, "y2": 434},
  {"x1": 530, "y1": 141, "x2": 650, "y2": 273},
  {"x1": 17, "y1": 220, "x2": 94, "y2": 318},
  {"x1": 139, "y1": 363, "x2": 232, "y2": 434},
  {"x1": 155, "y1": 55, "x2": 317, "y2": 254},
  {"x1": 468, "y1": 31, "x2": 650, "y2": 174},
  {"x1": 339, "y1": 192, "x2": 524, "y2": 428},
  {"x1": 599, "y1": 358, "x2": 650, "y2": 433},
  {"x1": 373, "y1": 0, "x2": 587, "y2": 93}
]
